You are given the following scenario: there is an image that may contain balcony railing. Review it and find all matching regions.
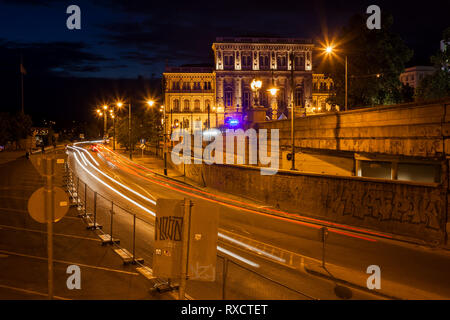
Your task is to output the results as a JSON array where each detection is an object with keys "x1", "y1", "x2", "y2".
[{"x1": 167, "y1": 89, "x2": 214, "y2": 93}]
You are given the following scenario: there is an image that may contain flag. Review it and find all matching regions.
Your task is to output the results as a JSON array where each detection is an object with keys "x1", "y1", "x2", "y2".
[{"x1": 20, "y1": 63, "x2": 27, "y2": 75}]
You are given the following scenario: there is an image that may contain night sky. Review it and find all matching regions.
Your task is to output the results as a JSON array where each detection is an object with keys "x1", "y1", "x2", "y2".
[{"x1": 0, "y1": 0, "x2": 449, "y2": 125}]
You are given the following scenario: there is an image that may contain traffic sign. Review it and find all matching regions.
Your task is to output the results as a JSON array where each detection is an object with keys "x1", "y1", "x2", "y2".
[
  {"x1": 27, "y1": 186, "x2": 69, "y2": 223},
  {"x1": 31, "y1": 154, "x2": 65, "y2": 177}
]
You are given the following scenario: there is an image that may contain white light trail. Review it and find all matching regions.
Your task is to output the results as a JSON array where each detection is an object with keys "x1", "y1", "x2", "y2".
[
  {"x1": 71, "y1": 149, "x2": 156, "y2": 216},
  {"x1": 76, "y1": 146, "x2": 99, "y2": 166},
  {"x1": 218, "y1": 232, "x2": 286, "y2": 263},
  {"x1": 68, "y1": 143, "x2": 263, "y2": 269},
  {"x1": 72, "y1": 146, "x2": 156, "y2": 205}
]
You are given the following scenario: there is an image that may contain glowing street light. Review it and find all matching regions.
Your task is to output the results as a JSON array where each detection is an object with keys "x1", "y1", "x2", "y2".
[
  {"x1": 250, "y1": 79, "x2": 262, "y2": 106},
  {"x1": 147, "y1": 99, "x2": 155, "y2": 107},
  {"x1": 324, "y1": 44, "x2": 348, "y2": 111}
]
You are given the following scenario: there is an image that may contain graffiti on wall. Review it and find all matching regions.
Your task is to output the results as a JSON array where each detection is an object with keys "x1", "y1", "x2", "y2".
[{"x1": 324, "y1": 181, "x2": 442, "y2": 230}]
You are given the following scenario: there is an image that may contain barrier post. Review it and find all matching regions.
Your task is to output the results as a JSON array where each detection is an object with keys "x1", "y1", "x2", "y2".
[
  {"x1": 110, "y1": 201, "x2": 114, "y2": 242},
  {"x1": 93, "y1": 192, "x2": 97, "y2": 227},
  {"x1": 132, "y1": 214, "x2": 136, "y2": 263},
  {"x1": 321, "y1": 227, "x2": 328, "y2": 268},
  {"x1": 222, "y1": 257, "x2": 228, "y2": 300}
]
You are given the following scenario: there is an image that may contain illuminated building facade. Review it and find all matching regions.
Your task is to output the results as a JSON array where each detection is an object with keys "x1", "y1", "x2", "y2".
[
  {"x1": 163, "y1": 66, "x2": 222, "y2": 133},
  {"x1": 212, "y1": 37, "x2": 314, "y2": 121},
  {"x1": 163, "y1": 37, "x2": 338, "y2": 131},
  {"x1": 312, "y1": 74, "x2": 338, "y2": 112}
]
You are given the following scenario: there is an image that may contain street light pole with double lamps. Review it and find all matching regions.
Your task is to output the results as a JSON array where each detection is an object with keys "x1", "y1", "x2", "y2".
[
  {"x1": 116, "y1": 101, "x2": 132, "y2": 159},
  {"x1": 102, "y1": 104, "x2": 108, "y2": 138},
  {"x1": 325, "y1": 46, "x2": 348, "y2": 111}
]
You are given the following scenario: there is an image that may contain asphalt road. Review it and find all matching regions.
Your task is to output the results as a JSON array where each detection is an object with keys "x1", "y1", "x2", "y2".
[
  {"x1": 0, "y1": 149, "x2": 172, "y2": 300},
  {"x1": 67, "y1": 143, "x2": 450, "y2": 299}
]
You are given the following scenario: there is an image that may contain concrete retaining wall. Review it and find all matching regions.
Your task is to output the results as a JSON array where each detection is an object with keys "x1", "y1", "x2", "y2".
[
  {"x1": 259, "y1": 99, "x2": 450, "y2": 158},
  {"x1": 170, "y1": 159, "x2": 446, "y2": 244}
]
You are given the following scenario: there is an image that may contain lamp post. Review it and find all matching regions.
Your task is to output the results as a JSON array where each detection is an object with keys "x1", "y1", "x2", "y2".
[
  {"x1": 289, "y1": 52, "x2": 295, "y2": 170},
  {"x1": 268, "y1": 69, "x2": 279, "y2": 120},
  {"x1": 207, "y1": 104, "x2": 211, "y2": 129},
  {"x1": 116, "y1": 101, "x2": 132, "y2": 159},
  {"x1": 161, "y1": 105, "x2": 167, "y2": 175},
  {"x1": 250, "y1": 79, "x2": 262, "y2": 107},
  {"x1": 128, "y1": 103, "x2": 132, "y2": 159},
  {"x1": 102, "y1": 105, "x2": 108, "y2": 138},
  {"x1": 325, "y1": 46, "x2": 348, "y2": 111}
]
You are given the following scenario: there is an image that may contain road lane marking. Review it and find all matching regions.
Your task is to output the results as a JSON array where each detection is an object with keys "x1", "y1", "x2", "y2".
[{"x1": 0, "y1": 249, "x2": 140, "y2": 276}]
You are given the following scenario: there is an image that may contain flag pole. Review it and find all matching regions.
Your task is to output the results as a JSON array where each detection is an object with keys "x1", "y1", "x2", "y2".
[{"x1": 20, "y1": 54, "x2": 24, "y2": 114}]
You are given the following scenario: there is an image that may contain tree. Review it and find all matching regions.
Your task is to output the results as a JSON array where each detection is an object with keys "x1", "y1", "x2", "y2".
[
  {"x1": 0, "y1": 112, "x2": 32, "y2": 149},
  {"x1": 415, "y1": 27, "x2": 450, "y2": 101},
  {"x1": 0, "y1": 113, "x2": 13, "y2": 146},
  {"x1": 326, "y1": 13, "x2": 413, "y2": 108}
]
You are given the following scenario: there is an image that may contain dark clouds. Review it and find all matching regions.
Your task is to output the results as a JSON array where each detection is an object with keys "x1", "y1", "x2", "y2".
[{"x1": 1, "y1": 0, "x2": 450, "y2": 76}]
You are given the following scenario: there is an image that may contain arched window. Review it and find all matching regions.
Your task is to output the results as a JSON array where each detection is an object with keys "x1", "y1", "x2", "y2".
[
  {"x1": 194, "y1": 100, "x2": 200, "y2": 111},
  {"x1": 183, "y1": 99, "x2": 190, "y2": 111},
  {"x1": 173, "y1": 99, "x2": 180, "y2": 112},
  {"x1": 294, "y1": 87, "x2": 303, "y2": 107}
]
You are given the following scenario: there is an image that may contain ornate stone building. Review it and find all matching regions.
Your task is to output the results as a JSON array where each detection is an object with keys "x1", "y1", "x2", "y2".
[
  {"x1": 163, "y1": 37, "x2": 338, "y2": 132},
  {"x1": 312, "y1": 74, "x2": 338, "y2": 112},
  {"x1": 212, "y1": 37, "x2": 314, "y2": 121},
  {"x1": 163, "y1": 66, "x2": 222, "y2": 133}
]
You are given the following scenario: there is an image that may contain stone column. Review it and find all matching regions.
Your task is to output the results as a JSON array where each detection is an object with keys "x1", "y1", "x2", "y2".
[
  {"x1": 217, "y1": 76, "x2": 224, "y2": 108},
  {"x1": 234, "y1": 77, "x2": 242, "y2": 111}
]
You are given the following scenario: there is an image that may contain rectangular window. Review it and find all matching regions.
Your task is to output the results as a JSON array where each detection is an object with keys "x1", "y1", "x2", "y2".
[
  {"x1": 225, "y1": 92, "x2": 232, "y2": 107},
  {"x1": 242, "y1": 54, "x2": 252, "y2": 69},
  {"x1": 359, "y1": 161, "x2": 391, "y2": 179},
  {"x1": 294, "y1": 54, "x2": 305, "y2": 70},
  {"x1": 224, "y1": 54, "x2": 234, "y2": 69},
  {"x1": 243, "y1": 91, "x2": 251, "y2": 109},
  {"x1": 259, "y1": 54, "x2": 269, "y2": 69},
  {"x1": 277, "y1": 55, "x2": 287, "y2": 69},
  {"x1": 398, "y1": 163, "x2": 440, "y2": 183}
]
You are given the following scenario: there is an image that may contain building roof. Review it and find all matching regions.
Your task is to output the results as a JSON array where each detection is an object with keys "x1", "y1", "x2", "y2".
[
  {"x1": 402, "y1": 66, "x2": 436, "y2": 73},
  {"x1": 214, "y1": 37, "x2": 313, "y2": 44},
  {"x1": 164, "y1": 65, "x2": 213, "y2": 73}
]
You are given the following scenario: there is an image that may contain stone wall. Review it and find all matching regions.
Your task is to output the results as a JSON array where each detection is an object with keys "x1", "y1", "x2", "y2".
[
  {"x1": 259, "y1": 99, "x2": 450, "y2": 158},
  {"x1": 170, "y1": 159, "x2": 446, "y2": 244}
]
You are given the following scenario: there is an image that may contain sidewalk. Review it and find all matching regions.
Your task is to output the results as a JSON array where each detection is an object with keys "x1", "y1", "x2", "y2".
[
  {"x1": 0, "y1": 151, "x2": 26, "y2": 166},
  {"x1": 0, "y1": 150, "x2": 170, "y2": 300}
]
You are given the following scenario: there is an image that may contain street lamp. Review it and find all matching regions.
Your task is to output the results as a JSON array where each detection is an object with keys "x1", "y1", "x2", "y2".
[
  {"x1": 116, "y1": 101, "x2": 132, "y2": 159},
  {"x1": 267, "y1": 69, "x2": 279, "y2": 120},
  {"x1": 250, "y1": 79, "x2": 262, "y2": 107},
  {"x1": 160, "y1": 104, "x2": 168, "y2": 175},
  {"x1": 101, "y1": 105, "x2": 109, "y2": 139},
  {"x1": 324, "y1": 45, "x2": 348, "y2": 111}
]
